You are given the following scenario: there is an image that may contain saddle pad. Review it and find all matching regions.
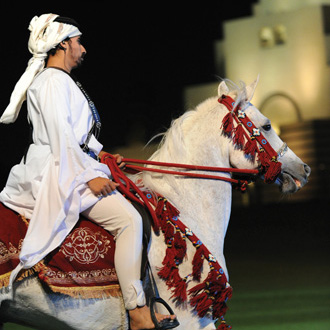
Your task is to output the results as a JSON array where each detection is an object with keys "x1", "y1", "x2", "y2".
[{"x1": 0, "y1": 202, "x2": 120, "y2": 299}]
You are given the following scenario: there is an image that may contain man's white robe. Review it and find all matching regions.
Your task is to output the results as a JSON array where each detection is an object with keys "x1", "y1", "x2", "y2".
[{"x1": 0, "y1": 68, "x2": 110, "y2": 279}]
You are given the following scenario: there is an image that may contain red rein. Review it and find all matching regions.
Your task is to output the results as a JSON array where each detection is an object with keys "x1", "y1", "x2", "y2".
[
  {"x1": 102, "y1": 94, "x2": 281, "y2": 207},
  {"x1": 122, "y1": 158, "x2": 258, "y2": 192}
]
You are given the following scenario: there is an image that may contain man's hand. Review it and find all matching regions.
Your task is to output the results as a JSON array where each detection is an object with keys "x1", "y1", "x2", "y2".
[
  {"x1": 112, "y1": 153, "x2": 126, "y2": 169},
  {"x1": 87, "y1": 177, "x2": 119, "y2": 197},
  {"x1": 98, "y1": 151, "x2": 126, "y2": 169}
]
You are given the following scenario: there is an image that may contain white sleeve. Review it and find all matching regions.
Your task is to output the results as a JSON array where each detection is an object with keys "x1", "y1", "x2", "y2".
[{"x1": 88, "y1": 134, "x2": 103, "y2": 155}]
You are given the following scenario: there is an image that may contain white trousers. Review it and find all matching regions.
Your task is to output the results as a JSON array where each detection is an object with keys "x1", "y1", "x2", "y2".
[{"x1": 82, "y1": 190, "x2": 145, "y2": 310}]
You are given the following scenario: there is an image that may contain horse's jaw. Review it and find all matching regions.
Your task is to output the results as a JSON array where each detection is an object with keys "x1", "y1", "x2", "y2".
[{"x1": 277, "y1": 168, "x2": 310, "y2": 194}]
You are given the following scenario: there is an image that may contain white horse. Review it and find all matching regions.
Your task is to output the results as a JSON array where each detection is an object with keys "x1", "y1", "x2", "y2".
[{"x1": 0, "y1": 79, "x2": 310, "y2": 330}]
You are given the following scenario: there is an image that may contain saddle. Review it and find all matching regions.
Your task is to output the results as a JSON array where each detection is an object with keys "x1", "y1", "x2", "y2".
[{"x1": 0, "y1": 199, "x2": 153, "y2": 293}]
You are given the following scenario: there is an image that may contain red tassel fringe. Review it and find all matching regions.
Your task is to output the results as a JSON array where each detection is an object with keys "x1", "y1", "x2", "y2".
[
  {"x1": 212, "y1": 287, "x2": 233, "y2": 319},
  {"x1": 173, "y1": 230, "x2": 187, "y2": 262},
  {"x1": 258, "y1": 148, "x2": 270, "y2": 169},
  {"x1": 232, "y1": 123, "x2": 245, "y2": 149},
  {"x1": 192, "y1": 247, "x2": 204, "y2": 281},
  {"x1": 190, "y1": 290, "x2": 214, "y2": 318},
  {"x1": 221, "y1": 112, "x2": 234, "y2": 137},
  {"x1": 217, "y1": 317, "x2": 232, "y2": 330},
  {"x1": 156, "y1": 198, "x2": 231, "y2": 323},
  {"x1": 243, "y1": 137, "x2": 258, "y2": 159},
  {"x1": 162, "y1": 245, "x2": 176, "y2": 267},
  {"x1": 171, "y1": 277, "x2": 188, "y2": 303},
  {"x1": 158, "y1": 259, "x2": 176, "y2": 281},
  {"x1": 264, "y1": 158, "x2": 282, "y2": 183}
]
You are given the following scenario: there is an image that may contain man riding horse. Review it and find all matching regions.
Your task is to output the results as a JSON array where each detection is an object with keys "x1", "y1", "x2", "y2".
[{"x1": 0, "y1": 13, "x2": 178, "y2": 330}]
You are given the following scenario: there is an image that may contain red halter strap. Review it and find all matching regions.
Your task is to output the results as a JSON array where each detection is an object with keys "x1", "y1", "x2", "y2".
[{"x1": 218, "y1": 94, "x2": 281, "y2": 184}]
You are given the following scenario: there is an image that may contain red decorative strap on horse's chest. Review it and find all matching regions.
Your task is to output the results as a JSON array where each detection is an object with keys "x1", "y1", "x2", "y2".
[{"x1": 155, "y1": 197, "x2": 232, "y2": 326}]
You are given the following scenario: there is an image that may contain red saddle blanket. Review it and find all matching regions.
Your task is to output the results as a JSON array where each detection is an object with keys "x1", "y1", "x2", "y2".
[{"x1": 0, "y1": 202, "x2": 120, "y2": 299}]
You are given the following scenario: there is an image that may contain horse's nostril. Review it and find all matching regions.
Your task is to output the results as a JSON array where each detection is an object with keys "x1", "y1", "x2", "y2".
[{"x1": 304, "y1": 164, "x2": 311, "y2": 177}]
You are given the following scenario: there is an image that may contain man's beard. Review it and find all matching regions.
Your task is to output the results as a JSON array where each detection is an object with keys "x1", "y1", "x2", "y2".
[{"x1": 75, "y1": 52, "x2": 86, "y2": 68}]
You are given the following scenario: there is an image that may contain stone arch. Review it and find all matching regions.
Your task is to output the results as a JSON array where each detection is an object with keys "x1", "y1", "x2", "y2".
[{"x1": 259, "y1": 92, "x2": 303, "y2": 127}]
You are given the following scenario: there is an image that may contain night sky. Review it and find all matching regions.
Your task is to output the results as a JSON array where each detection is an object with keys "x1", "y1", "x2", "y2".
[{"x1": 0, "y1": 2, "x2": 258, "y2": 185}]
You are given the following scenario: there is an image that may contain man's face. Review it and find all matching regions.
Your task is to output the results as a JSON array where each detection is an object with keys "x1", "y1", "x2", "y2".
[{"x1": 65, "y1": 36, "x2": 86, "y2": 69}]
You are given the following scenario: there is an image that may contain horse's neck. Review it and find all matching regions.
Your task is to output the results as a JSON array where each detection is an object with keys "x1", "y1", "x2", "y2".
[{"x1": 142, "y1": 156, "x2": 233, "y2": 265}]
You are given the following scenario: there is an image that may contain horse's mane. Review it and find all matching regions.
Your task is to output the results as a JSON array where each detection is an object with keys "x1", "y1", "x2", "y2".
[{"x1": 148, "y1": 110, "x2": 195, "y2": 163}]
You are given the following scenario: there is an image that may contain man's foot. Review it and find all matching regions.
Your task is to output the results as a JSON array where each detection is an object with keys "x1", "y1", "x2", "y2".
[{"x1": 129, "y1": 305, "x2": 176, "y2": 330}]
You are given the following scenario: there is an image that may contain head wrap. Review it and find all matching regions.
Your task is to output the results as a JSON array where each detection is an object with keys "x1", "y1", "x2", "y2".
[{"x1": 0, "y1": 13, "x2": 82, "y2": 124}]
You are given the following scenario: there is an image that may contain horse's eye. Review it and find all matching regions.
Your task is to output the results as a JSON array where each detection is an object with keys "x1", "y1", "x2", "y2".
[{"x1": 262, "y1": 124, "x2": 272, "y2": 131}]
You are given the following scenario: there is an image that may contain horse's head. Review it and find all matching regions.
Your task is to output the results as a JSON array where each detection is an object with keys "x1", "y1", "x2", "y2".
[{"x1": 218, "y1": 78, "x2": 311, "y2": 194}]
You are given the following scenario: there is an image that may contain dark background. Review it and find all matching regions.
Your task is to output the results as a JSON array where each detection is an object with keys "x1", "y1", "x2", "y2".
[{"x1": 0, "y1": 1, "x2": 258, "y2": 187}]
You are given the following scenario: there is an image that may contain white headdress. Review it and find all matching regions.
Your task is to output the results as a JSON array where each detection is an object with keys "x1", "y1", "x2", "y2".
[{"x1": 0, "y1": 13, "x2": 82, "y2": 124}]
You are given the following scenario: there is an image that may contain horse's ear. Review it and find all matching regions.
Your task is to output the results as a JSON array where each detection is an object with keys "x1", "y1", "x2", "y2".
[
  {"x1": 245, "y1": 75, "x2": 259, "y2": 102},
  {"x1": 218, "y1": 80, "x2": 229, "y2": 97}
]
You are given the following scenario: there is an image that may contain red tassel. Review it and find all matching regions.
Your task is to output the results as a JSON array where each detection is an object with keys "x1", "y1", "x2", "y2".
[
  {"x1": 190, "y1": 291, "x2": 214, "y2": 318},
  {"x1": 217, "y1": 285, "x2": 233, "y2": 302},
  {"x1": 155, "y1": 198, "x2": 165, "y2": 216},
  {"x1": 216, "y1": 317, "x2": 232, "y2": 330},
  {"x1": 192, "y1": 247, "x2": 204, "y2": 281},
  {"x1": 264, "y1": 158, "x2": 282, "y2": 183},
  {"x1": 232, "y1": 123, "x2": 245, "y2": 149},
  {"x1": 158, "y1": 265, "x2": 174, "y2": 281},
  {"x1": 207, "y1": 268, "x2": 220, "y2": 283},
  {"x1": 162, "y1": 245, "x2": 176, "y2": 266},
  {"x1": 209, "y1": 281, "x2": 225, "y2": 297},
  {"x1": 212, "y1": 287, "x2": 232, "y2": 319},
  {"x1": 190, "y1": 290, "x2": 208, "y2": 307},
  {"x1": 166, "y1": 266, "x2": 182, "y2": 288},
  {"x1": 158, "y1": 256, "x2": 176, "y2": 281},
  {"x1": 213, "y1": 301, "x2": 228, "y2": 319},
  {"x1": 258, "y1": 148, "x2": 270, "y2": 170},
  {"x1": 174, "y1": 231, "x2": 187, "y2": 263},
  {"x1": 243, "y1": 137, "x2": 258, "y2": 159},
  {"x1": 221, "y1": 112, "x2": 234, "y2": 137},
  {"x1": 162, "y1": 220, "x2": 175, "y2": 242},
  {"x1": 171, "y1": 277, "x2": 188, "y2": 303},
  {"x1": 157, "y1": 200, "x2": 180, "y2": 241}
]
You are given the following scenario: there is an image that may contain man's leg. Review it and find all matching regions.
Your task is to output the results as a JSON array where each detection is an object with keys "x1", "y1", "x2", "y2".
[{"x1": 82, "y1": 190, "x2": 145, "y2": 309}]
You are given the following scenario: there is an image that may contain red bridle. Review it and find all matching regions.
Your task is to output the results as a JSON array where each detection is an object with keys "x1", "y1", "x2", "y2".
[{"x1": 218, "y1": 94, "x2": 282, "y2": 184}]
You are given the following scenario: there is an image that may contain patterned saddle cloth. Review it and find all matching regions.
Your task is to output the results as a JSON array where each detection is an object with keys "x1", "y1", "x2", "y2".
[{"x1": 0, "y1": 202, "x2": 120, "y2": 299}]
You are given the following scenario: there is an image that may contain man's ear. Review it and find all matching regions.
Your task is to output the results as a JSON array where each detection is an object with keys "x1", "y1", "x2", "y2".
[{"x1": 59, "y1": 41, "x2": 67, "y2": 50}]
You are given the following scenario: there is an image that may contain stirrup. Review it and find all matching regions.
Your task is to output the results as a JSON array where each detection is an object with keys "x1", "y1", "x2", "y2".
[{"x1": 150, "y1": 297, "x2": 180, "y2": 330}]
